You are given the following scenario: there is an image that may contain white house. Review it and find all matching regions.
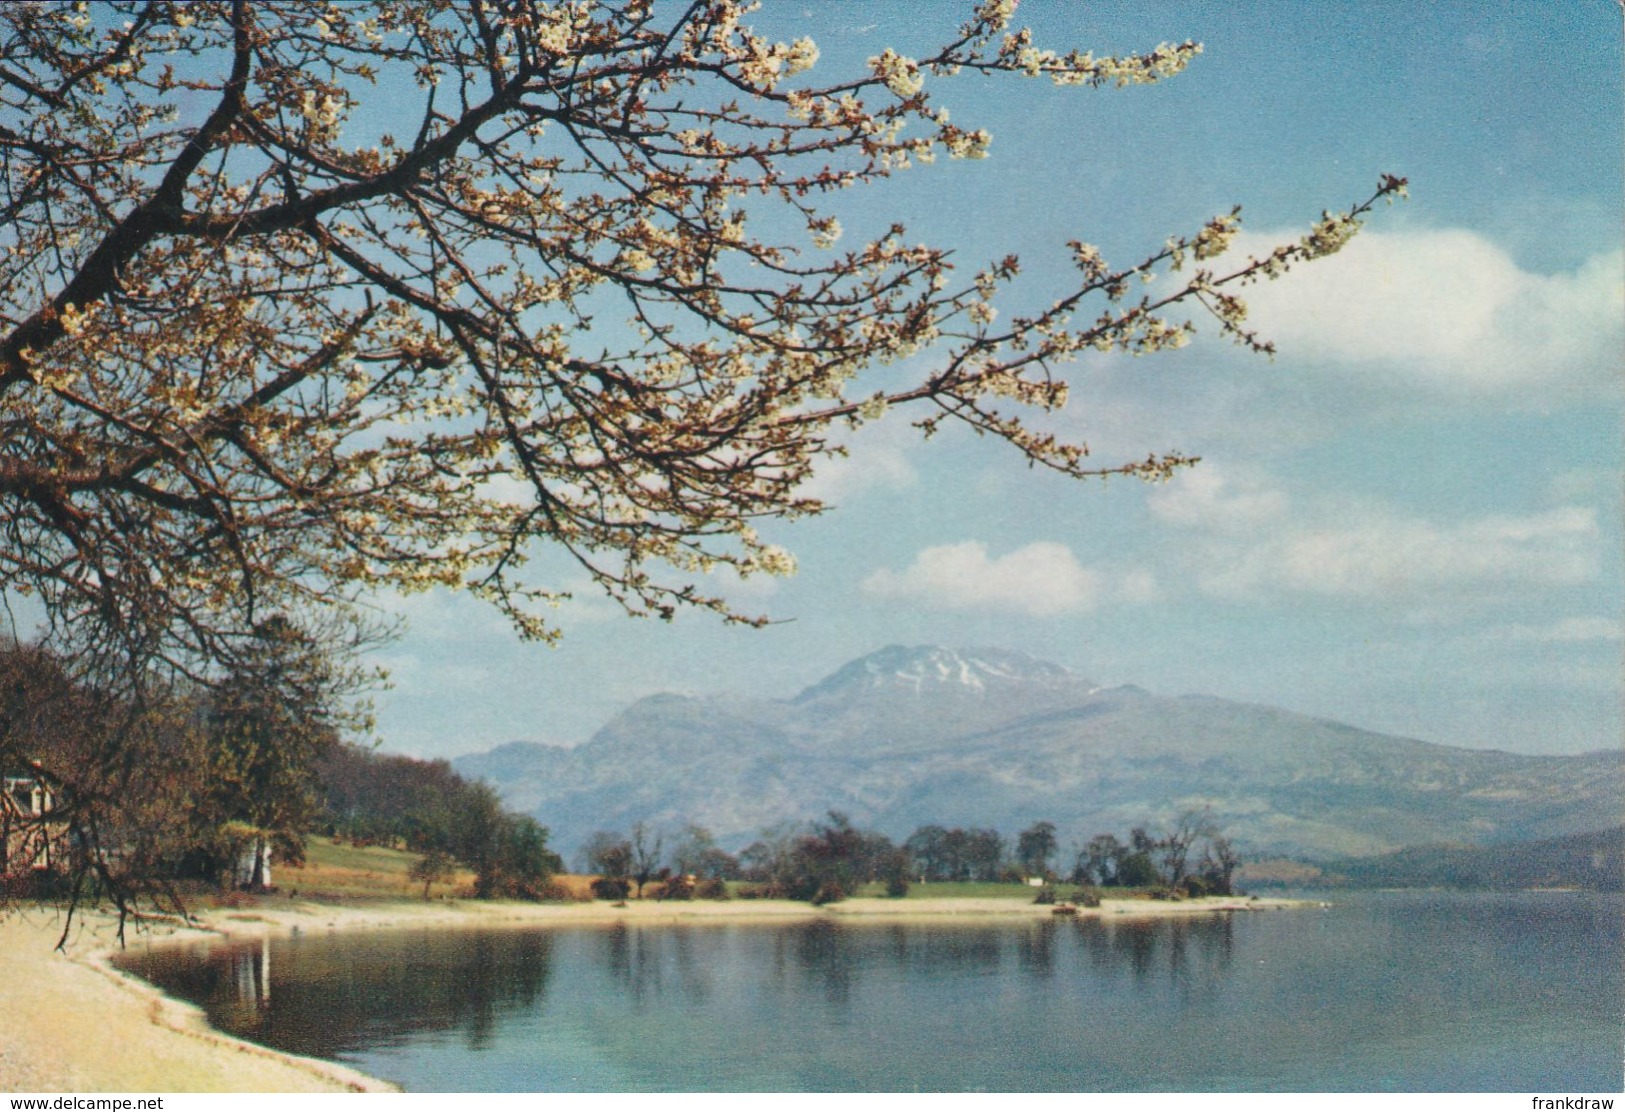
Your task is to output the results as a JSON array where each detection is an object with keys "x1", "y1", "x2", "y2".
[{"x1": 1, "y1": 763, "x2": 64, "y2": 876}]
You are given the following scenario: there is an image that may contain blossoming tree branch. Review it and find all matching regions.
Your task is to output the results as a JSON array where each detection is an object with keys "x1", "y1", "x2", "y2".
[{"x1": 0, "y1": 0, "x2": 1403, "y2": 678}]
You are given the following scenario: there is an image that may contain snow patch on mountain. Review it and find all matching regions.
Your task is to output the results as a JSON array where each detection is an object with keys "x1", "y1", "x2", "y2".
[{"x1": 793, "y1": 644, "x2": 1084, "y2": 703}]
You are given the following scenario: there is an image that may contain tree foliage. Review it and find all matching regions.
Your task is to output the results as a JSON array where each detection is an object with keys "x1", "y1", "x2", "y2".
[
  {"x1": 738, "y1": 811, "x2": 897, "y2": 903},
  {"x1": 628, "y1": 820, "x2": 663, "y2": 898},
  {"x1": 447, "y1": 779, "x2": 562, "y2": 898},
  {"x1": 903, "y1": 823, "x2": 1003, "y2": 882},
  {"x1": 318, "y1": 741, "x2": 561, "y2": 897},
  {"x1": 784, "y1": 811, "x2": 866, "y2": 903},
  {"x1": 655, "y1": 810, "x2": 1245, "y2": 900},
  {"x1": 1016, "y1": 820, "x2": 1057, "y2": 878},
  {"x1": 0, "y1": 0, "x2": 1403, "y2": 680},
  {"x1": 1067, "y1": 811, "x2": 1239, "y2": 893},
  {"x1": 579, "y1": 828, "x2": 634, "y2": 878},
  {"x1": 671, "y1": 822, "x2": 739, "y2": 881},
  {"x1": 1075, "y1": 833, "x2": 1124, "y2": 887},
  {"x1": 194, "y1": 616, "x2": 346, "y2": 885},
  {"x1": 318, "y1": 742, "x2": 472, "y2": 849},
  {"x1": 0, "y1": 642, "x2": 219, "y2": 937},
  {"x1": 407, "y1": 846, "x2": 455, "y2": 899},
  {"x1": 0, "y1": 642, "x2": 566, "y2": 927},
  {"x1": 1114, "y1": 848, "x2": 1161, "y2": 889}
]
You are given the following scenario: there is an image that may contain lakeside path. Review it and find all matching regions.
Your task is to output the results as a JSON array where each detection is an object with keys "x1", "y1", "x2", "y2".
[{"x1": 1, "y1": 893, "x2": 1302, "y2": 1093}]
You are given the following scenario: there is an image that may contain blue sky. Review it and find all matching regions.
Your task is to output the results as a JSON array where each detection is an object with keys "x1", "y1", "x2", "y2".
[{"x1": 369, "y1": 1, "x2": 1623, "y2": 760}]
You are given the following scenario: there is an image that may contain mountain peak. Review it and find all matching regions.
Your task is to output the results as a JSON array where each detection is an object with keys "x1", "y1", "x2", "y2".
[
  {"x1": 455, "y1": 643, "x2": 1623, "y2": 863},
  {"x1": 793, "y1": 644, "x2": 1082, "y2": 703}
]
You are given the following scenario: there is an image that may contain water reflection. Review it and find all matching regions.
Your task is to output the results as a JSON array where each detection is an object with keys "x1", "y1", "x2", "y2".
[
  {"x1": 124, "y1": 926, "x2": 556, "y2": 1059},
  {"x1": 1017, "y1": 919, "x2": 1056, "y2": 977},
  {"x1": 1072, "y1": 913, "x2": 1235, "y2": 996},
  {"x1": 111, "y1": 894, "x2": 1623, "y2": 1092},
  {"x1": 123, "y1": 914, "x2": 1239, "y2": 1057},
  {"x1": 596, "y1": 921, "x2": 719, "y2": 1007},
  {"x1": 211, "y1": 936, "x2": 272, "y2": 1032},
  {"x1": 792, "y1": 921, "x2": 853, "y2": 1006}
]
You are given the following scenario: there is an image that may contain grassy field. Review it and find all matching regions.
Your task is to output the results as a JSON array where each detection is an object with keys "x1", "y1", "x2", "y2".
[
  {"x1": 279, "y1": 849, "x2": 1070, "y2": 904},
  {"x1": 274, "y1": 837, "x2": 461, "y2": 900},
  {"x1": 262, "y1": 843, "x2": 1125, "y2": 905},
  {"x1": 847, "y1": 880, "x2": 1164, "y2": 901},
  {"x1": 271, "y1": 838, "x2": 599, "y2": 902},
  {"x1": 850, "y1": 880, "x2": 1046, "y2": 900}
]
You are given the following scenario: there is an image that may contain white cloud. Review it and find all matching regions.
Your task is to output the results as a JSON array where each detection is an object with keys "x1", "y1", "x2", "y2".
[
  {"x1": 1147, "y1": 465, "x2": 1290, "y2": 533},
  {"x1": 862, "y1": 540, "x2": 1101, "y2": 617},
  {"x1": 1545, "y1": 466, "x2": 1619, "y2": 506},
  {"x1": 1145, "y1": 459, "x2": 1610, "y2": 621},
  {"x1": 1118, "y1": 568, "x2": 1162, "y2": 605},
  {"x1": 1281, "y1": 508, "x2": 1595, "y2": 595},
  {"x1": 1490, "y1": 616, "x2": 1622, "y2": 644},
  {"x1": 1194, "y1": 503, "x2": 1601, "y2": 602},
  {"x1": 1226, "y1": 228, "x2": 1623, "y2": 396},
  {"x1": 696, "y1": 561, "x2": 784, "y2": 603},
  {"x1": 798, "y1": 426, "x2": 919, "y2": 503}
]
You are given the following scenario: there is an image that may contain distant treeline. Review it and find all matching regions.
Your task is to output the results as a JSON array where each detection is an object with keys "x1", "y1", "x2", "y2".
[
  {"x1": 1321, "y1": 827, "x2": 1624, "y2": 892},
  {"x1": 577, "y1": 810, "x2": 1242, "y2": 904},
  {"x1": 316, "y1": 744, "x2": 562, "y2": 898}
]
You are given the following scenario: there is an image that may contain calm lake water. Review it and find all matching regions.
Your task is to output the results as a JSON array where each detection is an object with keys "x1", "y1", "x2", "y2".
[{"x1": 115, "y1": 891, "x2": 1623, "y2": 1092}]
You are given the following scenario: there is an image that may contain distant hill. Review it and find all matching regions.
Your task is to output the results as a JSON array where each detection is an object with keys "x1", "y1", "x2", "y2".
[
  {"x1": 1317, "y1": 827, "x2": 1625, "y2": 891},
  {"x1": 454, "y1": 645, "x2": 1623, "y2": 863}
]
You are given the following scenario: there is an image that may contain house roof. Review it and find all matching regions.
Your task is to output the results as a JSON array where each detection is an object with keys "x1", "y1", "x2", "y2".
[{"x1": 1, "y1": 759, "x2": 61, "y2": 787}]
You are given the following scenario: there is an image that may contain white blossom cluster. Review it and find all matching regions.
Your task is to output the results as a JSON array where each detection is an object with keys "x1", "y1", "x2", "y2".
[
  {"x1": 870, "y1": 48, "x2": 925, "y2": 98},
  {"x1": 1301, "y1": 211, "x2": 1363, "y2": 258}
]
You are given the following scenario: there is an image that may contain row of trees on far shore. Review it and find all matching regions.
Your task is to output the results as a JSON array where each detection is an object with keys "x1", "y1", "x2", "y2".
[{"x1": 575, "y1": 811, "x2": 1243, "y2": 906}]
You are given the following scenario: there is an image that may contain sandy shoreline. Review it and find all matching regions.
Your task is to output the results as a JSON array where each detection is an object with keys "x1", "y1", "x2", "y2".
[
  {"x1": 1, "y1": 893, "x2": 1301, "y2": 1093},
  {"x1": 0, "y1": 905, "x2": 390, "y2": 1093}
]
